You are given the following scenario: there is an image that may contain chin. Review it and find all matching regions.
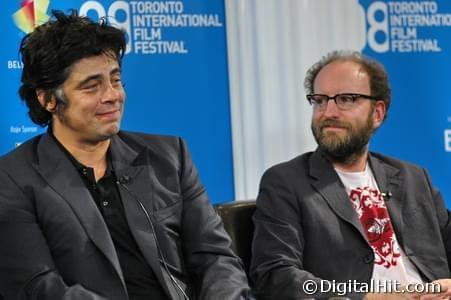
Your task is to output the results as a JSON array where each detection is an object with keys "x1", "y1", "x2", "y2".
[
  {"x1": 322, "y1": 133, "x2": 345, "y2": 143},
  {"x1": 98, "y1": 126, "x2": 121, "y2": 140}
]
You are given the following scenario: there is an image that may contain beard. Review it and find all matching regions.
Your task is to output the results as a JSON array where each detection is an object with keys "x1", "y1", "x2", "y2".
[{"x1": 311, "y1": 109, "x2": 375, "y2": 165}]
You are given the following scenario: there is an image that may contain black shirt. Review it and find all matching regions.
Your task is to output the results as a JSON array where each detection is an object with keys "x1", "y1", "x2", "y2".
[{"x1": 49, "y1": 133, "x2": 169, "y2": 300}]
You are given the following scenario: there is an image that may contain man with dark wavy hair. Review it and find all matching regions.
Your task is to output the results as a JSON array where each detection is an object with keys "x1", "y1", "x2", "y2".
[
  {"x1": 251, "y1": 51, "x2": 451, "y2": 299},
  {"x1": 0, "y1": 10, "x2": 250, "y2": 300}
]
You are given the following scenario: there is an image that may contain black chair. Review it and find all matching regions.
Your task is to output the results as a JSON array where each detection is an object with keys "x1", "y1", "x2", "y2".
[{"x1": 214, "y1": 200, "x2": 256, "y2": 280}]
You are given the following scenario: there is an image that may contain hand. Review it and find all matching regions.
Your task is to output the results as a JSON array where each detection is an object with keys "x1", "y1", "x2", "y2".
[
  {"x1": 364, "y1": 280, "x2": 451, "y2": 300},
  {"x1": 364, "y1": 292, "x2": 415, "y2": 300},
  {"x1": 417, "y1": 279, "x2": 451, "y2": 300}
]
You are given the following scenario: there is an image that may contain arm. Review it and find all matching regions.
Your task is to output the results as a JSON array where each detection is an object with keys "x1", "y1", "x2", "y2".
[
  {"x1": 364, "y1": 168, "x2": 451, "y2": 300},
  {"x1": 177, "y1": 138, "x2": 251, "y2": 300},
  {"x1": 0, "y1": 169, "x2": 105, "y2": 300},
  {"x1": 251, "y1": 167, "x2": 334, "y2": 300},
  {"x1": 427, "y1": 169, "x2": 451, "y2": 270},
  {"x1": 422, "y1": 168, "x2": 451, "y2": 298}
]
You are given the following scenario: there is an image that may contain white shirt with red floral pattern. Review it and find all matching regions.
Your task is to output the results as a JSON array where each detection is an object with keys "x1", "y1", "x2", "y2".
[{"x1": 336, "y1": 163, "x2": 423, "y2": 287}]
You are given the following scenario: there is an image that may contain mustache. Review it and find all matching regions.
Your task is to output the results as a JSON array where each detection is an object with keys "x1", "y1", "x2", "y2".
[{"x1": 317, "y1": 119, "x2": 351, "y2": 130}]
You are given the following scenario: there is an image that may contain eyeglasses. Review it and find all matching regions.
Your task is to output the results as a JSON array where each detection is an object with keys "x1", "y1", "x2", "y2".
[{"x1": 306, "y1": 93, "x2": 378, "y2": 110}]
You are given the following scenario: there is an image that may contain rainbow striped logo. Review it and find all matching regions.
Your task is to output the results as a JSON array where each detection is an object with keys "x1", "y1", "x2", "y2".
[{"x1": 12, "y1": 0, "x2": 50, "y2": 33}]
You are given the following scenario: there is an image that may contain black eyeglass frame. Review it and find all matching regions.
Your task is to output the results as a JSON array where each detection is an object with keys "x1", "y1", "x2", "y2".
[{"x1": 306, "y1": 93, "x2": 379, "y2": 109}]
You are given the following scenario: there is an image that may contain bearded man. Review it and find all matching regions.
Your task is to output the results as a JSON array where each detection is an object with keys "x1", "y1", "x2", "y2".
[{"x1": 250, "y1": 51, "x2": 451, "y2": 300}]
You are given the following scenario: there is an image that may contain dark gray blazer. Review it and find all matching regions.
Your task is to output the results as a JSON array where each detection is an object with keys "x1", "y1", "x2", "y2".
[
  {"x1": 251, "y1": 149, "x2": 451, "y2": 299},
  {"x1": 0, "y1": 131, "x2": 249, "y2": 300}
]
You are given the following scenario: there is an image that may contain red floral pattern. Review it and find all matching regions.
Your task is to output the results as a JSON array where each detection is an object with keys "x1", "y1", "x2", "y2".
[{"x1": 349, "y1": 187, "x2": 400, "y2": 268}]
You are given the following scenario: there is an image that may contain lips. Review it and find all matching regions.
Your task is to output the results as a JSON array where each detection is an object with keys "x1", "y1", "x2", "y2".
[
  {"x1": 95, "y1": 109, "x2": 121, "y2": 121},
  {"x1": 96, "y1": 104, "x2": 121, "y2": 114},
  {"x1": 97, "y1": 109, "x2": 119, "y2": 115},
  {"x1": 322, "y1": 124, "x2": 345, "y2": 129}
]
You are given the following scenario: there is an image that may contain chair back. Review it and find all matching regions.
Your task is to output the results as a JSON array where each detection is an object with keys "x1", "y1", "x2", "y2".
[{"x1": 215, "y1": 200, "x2": 256, "y2": 277}]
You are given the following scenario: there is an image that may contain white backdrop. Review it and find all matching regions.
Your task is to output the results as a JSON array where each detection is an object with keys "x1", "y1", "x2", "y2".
[{"x1": 225, "y1": 0, "x2": 366, "y2": 200}]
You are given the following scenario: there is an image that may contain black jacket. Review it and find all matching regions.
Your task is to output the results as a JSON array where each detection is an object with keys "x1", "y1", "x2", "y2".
[
  {"x1": 0, "y1": 131, "x2": 250, "y2": 300},
  {"x1": 251, "y1": 149, "x2": 451, "y2": 299}
]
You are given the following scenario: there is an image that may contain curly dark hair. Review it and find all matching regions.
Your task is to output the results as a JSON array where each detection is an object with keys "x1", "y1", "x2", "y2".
[
  {"x1": 18, "y1": 10, "x2": 126, "y2": 126},
  {"x1": 304, "y1": 50, "x2": 391, "y2": 120}
]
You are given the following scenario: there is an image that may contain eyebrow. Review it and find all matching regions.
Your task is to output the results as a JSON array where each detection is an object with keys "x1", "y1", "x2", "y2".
[{"x1": 76, "y1": 67, "x2": 122, "y2": 89}]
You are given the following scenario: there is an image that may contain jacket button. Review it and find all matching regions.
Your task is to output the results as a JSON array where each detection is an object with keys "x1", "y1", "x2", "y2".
[{"x1": 363, "y1": 255, "x2": 374, "y2": 264}]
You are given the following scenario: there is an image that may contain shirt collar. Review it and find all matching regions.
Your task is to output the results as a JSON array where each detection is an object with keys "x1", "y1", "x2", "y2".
[{"x1": 48, "y1": 128, "x2": 114, "y2": 182}]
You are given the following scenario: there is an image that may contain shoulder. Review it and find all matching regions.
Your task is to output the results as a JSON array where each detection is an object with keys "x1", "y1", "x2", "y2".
[
  {"x1": 117, "y1": 131, "x2": 180, "y2": 148},
  {"x1": 116, "y1": 130, "x2": 187, "y2": 155},
  {"x1": 260, "y1": 151, "x2": 314, "y2": 185},
  {"x1": 369, "y1": 151, "x2": 432, "y2": 186},
  {"x1": 264, "y1": 152, "x2": 314, "y2": 175},
  {"x1": 369, "y1": 151, "x2": 425, "y2": 173},
  {"x1": 0, "y1": 135, "x2": 42, "y2": 170},
  {"x1": 115, "y1": 131, "x2": 190, "y2": 167}
]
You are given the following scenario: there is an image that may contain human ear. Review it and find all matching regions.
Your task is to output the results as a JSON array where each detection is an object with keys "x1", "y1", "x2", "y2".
[
  {"x1": 373, "y1": 100, "x2": 386, "y2": 128},
  {"x1": 36, "y1": 89, "x2": 57, "y2": 112}
]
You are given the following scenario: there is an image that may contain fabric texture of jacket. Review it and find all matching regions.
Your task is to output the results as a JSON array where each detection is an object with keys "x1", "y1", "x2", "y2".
[
  {"x1": 0, "y1": 131, "x2": 250, "y2": 300},
  {"x1": 251, "y1": 149, "x2": 451, "y2": 299}
]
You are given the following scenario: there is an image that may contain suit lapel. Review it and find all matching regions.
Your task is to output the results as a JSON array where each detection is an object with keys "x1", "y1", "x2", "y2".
[
  {"x1": 32, "y1": 134, "x2": 125, "y2": 284},
  {"x1": 309, "y1": 150, "x2": 369, "y2": 244},
  {"x1": 309, "y1": 150, "x2": 406, "y2": 249},
  {"x1": 110, "y1": 135, "x2": 179, "y2": 300}
]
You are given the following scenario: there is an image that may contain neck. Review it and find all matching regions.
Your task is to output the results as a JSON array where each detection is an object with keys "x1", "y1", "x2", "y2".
[
  {"x1": 332, "y1": 150, "x2": 368, "y2": 172},
  {"x1": 52, "y1": 128, "x2": 110, "y2": 172},
  {"x1": 64, "y1": 140, "x2": 110, "y2": 168}
]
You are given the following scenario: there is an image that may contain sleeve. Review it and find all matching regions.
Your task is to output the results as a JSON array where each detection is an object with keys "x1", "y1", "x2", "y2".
[
  {"x1": 176, "y1": 138, "x2": 251, "y2": 300},
  {"x1": 0, "y1": 169, "x2": 105, "y2": 300},
  {"x1": 425, "y1": 168, "x2": 451, "y2": 271},
  {"x1": 250, "y1": 167, "x2": 343, "y2": 300}
]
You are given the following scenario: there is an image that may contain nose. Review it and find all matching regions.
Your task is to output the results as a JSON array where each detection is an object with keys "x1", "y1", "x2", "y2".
[
  {"x1": 101, "y1": 81, "x2": 123, "y2": 103},
  {"x1": 321, "y1": 98, "x2": 340, "y2": 117}
]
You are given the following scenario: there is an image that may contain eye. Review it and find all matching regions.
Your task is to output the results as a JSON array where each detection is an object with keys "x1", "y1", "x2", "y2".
[
  {"x1": 337, "y1": 94, "x2": 355, "y2": 104},
  {"x1": 84, "y1": 82, "x2": 100, "y2": 90},
  {"x1": 311, "y1": 95, "x2": 327, "y2": 105},
  {"x1": 112, "y1": 78, "x2": 122, "y2": 86},
  {"x1": 111, "y1": 74, "x2": 123, "y2": 87}
]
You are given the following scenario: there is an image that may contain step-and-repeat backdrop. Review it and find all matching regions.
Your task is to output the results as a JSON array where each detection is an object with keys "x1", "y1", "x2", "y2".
[
  {"x1": 2, "y1": 0, "x2": 234, "y2": 203},
  {"x1": 360, "y1": 0, "x2": 451, "y2": 205},
  {"x1": 3, "y1": 0, "x2": 451, "y2": 206}
]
